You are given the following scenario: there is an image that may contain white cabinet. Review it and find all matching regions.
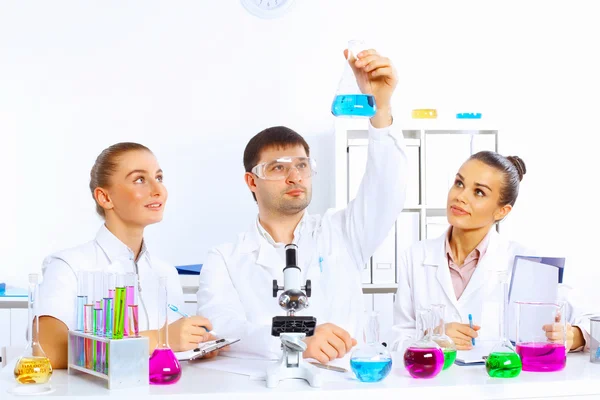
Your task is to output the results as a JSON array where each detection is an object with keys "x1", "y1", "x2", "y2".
[
  {"x1": 0, "y1": 306, "x2": 28, "y2": 366},
  {"x1": 0, "y1": 309, "x2": 10, "y2": 355},
  {"x1": 397, "y1": 212, "x2": 420, "y2": 256},
  {"x1": 373, "y1": 293, "x2": 395, "y2": 341},
  {"x1": 10, "y1": 308, "x2": 28, "y2": 348},
  {"x1": 371, "y1": 226, "x2": 396, "y2": 284},
  {"x1": 337, "y1": 119, "x2": 498, "y2": 332},
  {"x1": 348, "y1": 145, "x2": 372, "y2": 284}
]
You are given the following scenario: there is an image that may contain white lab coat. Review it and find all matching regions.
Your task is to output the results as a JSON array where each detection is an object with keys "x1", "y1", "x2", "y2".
[
  {"x1": 391, "y1": 228, "x2": 591, "y2": 350},
  {"x1": 38, "y1": 225, "x2": 184, "y2": 332},
  {"x1": 196, "y1": 122, "x2": 408, "y2": 360}
]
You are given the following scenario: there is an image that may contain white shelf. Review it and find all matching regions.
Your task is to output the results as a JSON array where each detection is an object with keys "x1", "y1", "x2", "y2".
[
  {"x1": 336, "y1": 120, "x2": 498, "y2": 286},
  {"x1": 348, "y1": 137, "x2": 421, "y2": 147},
  {"x1": 361, "y1": 284, "x2": 398, "y2": 294}
]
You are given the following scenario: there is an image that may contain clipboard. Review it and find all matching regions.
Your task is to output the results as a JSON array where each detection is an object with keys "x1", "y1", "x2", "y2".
[
  {"x1": 454, "y1": 341, "x2": 495, "y2": 366},
  {"x1": 507, "y1": 256, "x2": 565, "y2": 343},
  {"x1": 175, "y1": 338, "x2": 240, "y2": 361}
]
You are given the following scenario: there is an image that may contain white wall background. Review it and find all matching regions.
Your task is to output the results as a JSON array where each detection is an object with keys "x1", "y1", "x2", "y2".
[{"x1": 2, "y1": 0, "x2": 599, "y2": 305}]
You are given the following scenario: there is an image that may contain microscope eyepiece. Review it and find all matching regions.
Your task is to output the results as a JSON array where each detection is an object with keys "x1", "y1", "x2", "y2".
[{"x1": 285, "y1": 243, "x2": 298, "y2": 267}]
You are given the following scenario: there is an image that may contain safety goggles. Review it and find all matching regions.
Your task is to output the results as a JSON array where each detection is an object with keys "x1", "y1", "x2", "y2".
[{"x1": 251, "y1": 156, "x2": 317, "y2": 181}]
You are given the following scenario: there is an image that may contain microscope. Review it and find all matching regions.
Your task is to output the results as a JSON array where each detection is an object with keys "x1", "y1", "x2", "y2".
[{"x1": 266, "y1": 244, "x2": 322, "y2": 388}]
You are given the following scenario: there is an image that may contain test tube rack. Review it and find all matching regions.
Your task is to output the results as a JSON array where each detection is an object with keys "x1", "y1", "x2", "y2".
[{"x1": 67, "y1": 330, "x2": 149, "y2": 389}]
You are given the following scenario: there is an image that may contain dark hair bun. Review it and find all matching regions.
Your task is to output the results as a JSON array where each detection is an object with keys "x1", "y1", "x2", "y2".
[{"x1": 507, "y1": 156, "x2": 526, "y2": 181}]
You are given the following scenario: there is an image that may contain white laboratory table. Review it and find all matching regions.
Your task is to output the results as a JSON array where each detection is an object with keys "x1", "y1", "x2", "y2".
[{"x1": 1, "y1": 353, "x2": 599, "y2": 399}]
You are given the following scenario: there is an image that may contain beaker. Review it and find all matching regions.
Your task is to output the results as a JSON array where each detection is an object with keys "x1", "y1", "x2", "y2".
[
  {"x1": 515, "y1": 301, "x2": 567, "y2": 372},
  {"x1": 588, "y1": 316, "x2": 600, "y2": 364},
  {"x1": 331, "y1": 39, "x2": 376, "y2": 118},
  {"x1": 403, "y1": 308, "x2": 444, "y2": 379},
  {"x1": 350, "y1": 311, "x2": 392, "y2": 382},
  {"x1": 13, "y1": 274, "x2": 53, "y2": 388},
  {"x1": 485, "y1": 271, "x2": 521, "y2": 378},
  {"x1": 430, "y1": 304, "x2": 457, "y2": 370},
  {"x1": 149, "y1": 276, "x2": 182, "y2": 385}
]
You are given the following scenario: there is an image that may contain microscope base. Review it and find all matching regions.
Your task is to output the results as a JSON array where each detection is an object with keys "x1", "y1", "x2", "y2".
[{"x1": 266, "y1": 356, "x2": 322, "y2": 388}]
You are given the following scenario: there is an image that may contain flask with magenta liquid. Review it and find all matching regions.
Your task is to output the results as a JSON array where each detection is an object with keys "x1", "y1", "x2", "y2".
[
  {"x1": 331, "y1": 40, "x2": 376, "y2": 118},
  {"x1": 403, "y1": 308, "x2": 444, "y2": 379},
  {"x1": 350, "y1": 311, "x2": 392, "y2": 382},
  {"x1": 149, "y1": 276, "x2": 182, "y2": 385},
  {"x1": 515, "y1": 301, "x2": 567, "y2": 372}
]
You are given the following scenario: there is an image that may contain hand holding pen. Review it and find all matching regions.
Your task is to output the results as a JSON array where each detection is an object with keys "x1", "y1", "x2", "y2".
[
  {"x1": 166, "y1": 304, "x2": 216, "y2": 352},
  {"x1": 445, "y1": 320, "x2": 480, "y2": 351}
]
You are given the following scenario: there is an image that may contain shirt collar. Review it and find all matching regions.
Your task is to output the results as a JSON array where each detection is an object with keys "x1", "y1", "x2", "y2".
[
  {"x1": 95, "y1": 224, "x2": 149, "y2": 264},
  {"x1": 255, "y1": 212, "x2": 307, "y2": 247},
  {"x1": 445, "y1": 226, "x2": 493, "y2": 264}
]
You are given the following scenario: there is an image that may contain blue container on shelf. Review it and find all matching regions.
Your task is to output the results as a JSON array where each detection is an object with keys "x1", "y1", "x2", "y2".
[
  {"x1": 456, "y1": 112, "x2": 482, "y2": 119},
  {"x1": 0, "y1": 282, "x2": 5, "y2": 295}
]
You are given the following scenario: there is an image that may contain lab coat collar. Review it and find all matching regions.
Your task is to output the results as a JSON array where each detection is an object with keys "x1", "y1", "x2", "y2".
[
  {"x1": 423, "y1": 226, "x2": 500, "y2": 307},
  {"x1": 239, "y1": 212, "x2": 309, "y2": 270},
  {"x1": 458, "y1": 228, "x2": 500, "y2": 303},
  {"x1": 255, "y1": 212, "x2": 307, "y2": 247},
  {"x1": 95, "y1": 224, "x2": 149, "y2": 265},
  {"x1": 423, "y1": 227, "x2": 498, "y2": 267}
]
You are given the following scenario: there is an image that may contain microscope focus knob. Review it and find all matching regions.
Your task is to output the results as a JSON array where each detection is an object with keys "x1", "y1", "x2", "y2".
[
  {"x1": 305, "y1": 280, "x2": 312, "y2": 297},
  {"x1": 273, "y1": 280, "x2": 279, "y2": 297}
]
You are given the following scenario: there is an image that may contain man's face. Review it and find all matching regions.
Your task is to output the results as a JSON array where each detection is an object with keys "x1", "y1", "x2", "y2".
[{"x1": 246, "y1": 145, "x2": 313, "y2": 215}]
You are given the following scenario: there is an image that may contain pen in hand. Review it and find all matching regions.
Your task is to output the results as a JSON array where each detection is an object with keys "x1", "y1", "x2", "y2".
[
  {"x1": 168, "y1": 303, "x2": 216, "y2": 335},
  {"x1": 468, "y1": 314, "x2": 475, "y2": 346}
]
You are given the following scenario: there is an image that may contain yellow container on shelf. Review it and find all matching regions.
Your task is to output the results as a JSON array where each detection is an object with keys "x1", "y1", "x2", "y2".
[{"x1": 412, "y1": 109, "x2": 437, "y2": 119}]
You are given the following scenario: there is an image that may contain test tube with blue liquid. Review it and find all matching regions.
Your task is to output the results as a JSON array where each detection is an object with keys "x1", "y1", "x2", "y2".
[{"x1": 331, "y1": 40, "x2": 377, "y2": 118}]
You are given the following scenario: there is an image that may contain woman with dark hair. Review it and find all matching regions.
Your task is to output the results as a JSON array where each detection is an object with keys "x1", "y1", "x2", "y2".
[
  {"x1": 37, "y1": 143, "x2": 217, "y2": 368},
  {"x1": 392, "y1": 151, "x2": 590, "y2": 353}
]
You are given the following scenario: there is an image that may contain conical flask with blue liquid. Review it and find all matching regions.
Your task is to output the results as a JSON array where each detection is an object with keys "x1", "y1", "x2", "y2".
[{"x1": 331, "y1": 40, "x2": 376, "y2": 118}]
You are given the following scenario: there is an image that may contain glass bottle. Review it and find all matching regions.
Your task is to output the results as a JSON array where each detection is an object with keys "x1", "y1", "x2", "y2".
[
  {"x1": 149, "y1": 276, "x2": 182, "y2": 385},
  {"x1": 430, "y1": 304, "x2": 457, "y2": 370},
  {"x1": 13, "y1": 274, "x2": 53, "y2": 386},
  {"x1": 486, "y1": 272, "x2": 522, "y2": 378},
  {"x1": 331, "y1": 39, "x2": 376, "y2": 118},
  {"x1": 349, "y1": 311, "x2": 392, "y2": 382},
  {"x1": 403, "y1": 308, "x2": 444, "y2": 379}
]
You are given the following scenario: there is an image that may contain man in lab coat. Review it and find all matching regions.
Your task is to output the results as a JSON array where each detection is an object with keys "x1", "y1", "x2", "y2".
[{"x1": 196, "y1": 49, "x2": 408, "y2": 363}]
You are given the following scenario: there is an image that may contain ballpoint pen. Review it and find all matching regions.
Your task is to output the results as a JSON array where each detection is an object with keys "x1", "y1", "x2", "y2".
[
  {"x1": 168, "y1": 303, "x2": 215, "y2": 335},
  {"x1": 309, "y1": 362, "x2": 348, "y2": 373},
  {"x1": 468, "y1": 314, "x2": 475, "y2": 346}
]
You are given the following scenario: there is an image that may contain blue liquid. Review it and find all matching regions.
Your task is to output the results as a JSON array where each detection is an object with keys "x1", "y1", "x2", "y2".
[
  {"x1": 456, "y1": 112, "x2": 482, "y2": 119},
  {"x1": 76, "y1": 296, "x2": 87, "y2": 331},
  {"x1": 76, "y1": 295, "x2": 87, "y2": 366},
  {"x1": 331, "y1": 94, "x2": 376, "y2": 118},
  {"x1": 350, "y1": 358, "x2": 392, "y2": 382}
]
